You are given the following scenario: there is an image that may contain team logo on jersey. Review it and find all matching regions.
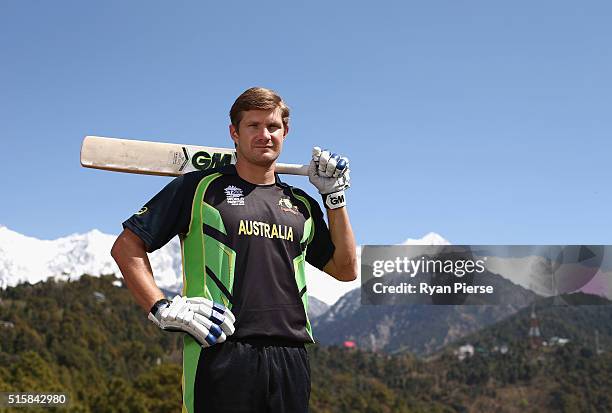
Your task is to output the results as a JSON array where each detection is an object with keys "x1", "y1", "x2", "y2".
[
  {"x1": 135, "y1": 207, "x2": 148, "y2": 215},
  {"x1": 224, "y1": 185, "x2": 245, "y2": 206},
  {"x1": 278, "y1": 197, "x2": 299, "y2": 215}
]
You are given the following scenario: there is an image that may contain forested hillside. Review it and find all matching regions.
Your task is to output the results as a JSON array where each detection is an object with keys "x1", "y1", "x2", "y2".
[{"x1": 1, "y1": 276, "x2": 611, "y2": 412}]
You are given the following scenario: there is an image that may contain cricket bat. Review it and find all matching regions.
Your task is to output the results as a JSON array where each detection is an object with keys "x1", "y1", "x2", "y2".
[{"x1": 80, "y1": 136, "x2": 309, "y2": 176}]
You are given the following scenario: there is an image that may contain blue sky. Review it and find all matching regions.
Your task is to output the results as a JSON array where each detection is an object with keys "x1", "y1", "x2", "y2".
[{"x1": 1, "y1": 1, "x2": 611, "y2": 245}]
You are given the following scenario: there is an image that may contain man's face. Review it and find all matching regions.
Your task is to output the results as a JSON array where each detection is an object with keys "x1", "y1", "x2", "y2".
[{"x1": 230, "y1": 108, "x2": 288, "y2": 167}]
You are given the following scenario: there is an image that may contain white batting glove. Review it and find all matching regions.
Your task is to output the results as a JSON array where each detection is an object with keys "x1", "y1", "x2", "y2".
[
  {"x1": 182, "y1": 296, "x2": 236, "y2": 336},
  {"x1": 308, "y1": 147, "x2": 350, "y2": 209},
  {"x1": 148, "y1": 295, "x2": 236, "y2": 347}
]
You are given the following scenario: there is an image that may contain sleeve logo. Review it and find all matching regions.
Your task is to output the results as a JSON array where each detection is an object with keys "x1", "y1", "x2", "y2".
[{"x1": 135, "y1": 207, "x2": 149, "y2": 215}]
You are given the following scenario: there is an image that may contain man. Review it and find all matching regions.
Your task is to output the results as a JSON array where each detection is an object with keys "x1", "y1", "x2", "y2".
[{"x1": 111, "y1": 87, "x2": 357, "y2": 413}]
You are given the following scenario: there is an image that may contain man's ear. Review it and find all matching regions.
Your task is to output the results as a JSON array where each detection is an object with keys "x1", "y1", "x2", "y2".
[
  {"x1": 229, "y1": 124, "x2": 239, "y2": 145},
  {"x1": 283, "y1": 124, "x2": 290, "y2": 140}
]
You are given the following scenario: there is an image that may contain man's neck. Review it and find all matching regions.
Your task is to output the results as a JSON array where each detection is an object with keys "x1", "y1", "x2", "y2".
[{"x1": 234, "y1": 160, "x2": 276, "y2": 185}]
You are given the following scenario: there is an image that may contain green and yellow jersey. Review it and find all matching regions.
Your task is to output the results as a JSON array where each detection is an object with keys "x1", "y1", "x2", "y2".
[{"x1": 123, "y1": 164, "x2": 334, "y2": 412}]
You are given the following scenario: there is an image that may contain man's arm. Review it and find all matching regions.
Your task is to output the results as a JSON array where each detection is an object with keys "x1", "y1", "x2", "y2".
[
  {"x1": 111, "y1": 228, "x2": 236, "y2": 345},
  {"x1": 323, "y1": 207, "x2": 358, "y2": 281},
  {"x1": 307, "y1": 147, "x2": 357, "y2": 281},
  {"x1": 110, "y1": 228, "x2": 165, "y2": 312}
]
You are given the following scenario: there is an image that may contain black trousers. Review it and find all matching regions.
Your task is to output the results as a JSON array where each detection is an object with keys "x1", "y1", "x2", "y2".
[{"x1": 193, "y1": 338, "x2": 311, "y2": 413}]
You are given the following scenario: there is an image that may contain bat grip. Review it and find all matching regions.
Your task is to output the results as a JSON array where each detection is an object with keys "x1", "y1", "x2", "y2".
[{"x1": 275, "y1": 163, "x2": 309, "y2": 176}]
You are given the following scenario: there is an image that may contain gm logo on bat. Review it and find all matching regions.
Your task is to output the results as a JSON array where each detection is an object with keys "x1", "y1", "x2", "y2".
[{"x1": 192, "y1": 151, "x2": 235, "y2": 170}]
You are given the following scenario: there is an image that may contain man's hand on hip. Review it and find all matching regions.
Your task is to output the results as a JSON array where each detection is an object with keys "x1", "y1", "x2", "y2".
[
  {"x1": 308, "y1": 147, "x2": 351, "y2": 209},
  {"x1": 148, "y1": 295, "x2": 236, "y2": 347}
]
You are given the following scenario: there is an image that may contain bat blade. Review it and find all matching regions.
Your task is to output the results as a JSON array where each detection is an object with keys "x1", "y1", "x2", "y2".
[{"x1": 80, "y1": 136, "x2": 308, "y2": 176}]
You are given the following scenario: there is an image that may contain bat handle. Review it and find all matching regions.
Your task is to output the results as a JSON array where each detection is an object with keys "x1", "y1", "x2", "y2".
[{"x1": 275, "y1": 163, "x2": 309, "y2": 176}]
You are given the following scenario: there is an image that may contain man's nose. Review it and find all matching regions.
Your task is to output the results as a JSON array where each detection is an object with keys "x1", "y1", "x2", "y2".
[{"x1": 258, "y1": 127, "x2": 272, "y2": 140}]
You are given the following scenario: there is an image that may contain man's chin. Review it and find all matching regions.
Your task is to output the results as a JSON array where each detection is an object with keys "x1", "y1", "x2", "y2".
[{"x1": 251, "y1": 153, "x2": 280, "y2": 167}]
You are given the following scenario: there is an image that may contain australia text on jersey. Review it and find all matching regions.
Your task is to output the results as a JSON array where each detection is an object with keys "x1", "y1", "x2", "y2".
[{"x1": 237, "y1": 219, "x2": 294, "y2": 242}]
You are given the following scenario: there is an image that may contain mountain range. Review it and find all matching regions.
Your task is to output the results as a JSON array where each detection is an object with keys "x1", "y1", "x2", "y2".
[
  {"x1": 0, "y1": 225, "x2": 183, "y2": 292},
  {"x1": 0, "y1": 225, "x2": 338, "y2": 319},
  {"x1": 0, "y1": 225, "x2": 452, "y2": 303},
  {"x1": 4, "y1": 225, "x2": 609, "y2": 357}
]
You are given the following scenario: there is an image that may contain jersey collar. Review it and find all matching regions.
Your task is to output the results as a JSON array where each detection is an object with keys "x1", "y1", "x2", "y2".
[{"x1": 219, "y1": 164, "x2": 288, "y2": 188}]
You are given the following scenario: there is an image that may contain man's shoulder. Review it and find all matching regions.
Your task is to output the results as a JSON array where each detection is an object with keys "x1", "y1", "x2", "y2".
[
  {"x1": 283, "y1": 184, "x2": 320, "y2": 210},
  {"x1": 158, "y1": 167, "x2": 234, "y2": 202},
  {"x1": 181, "y1": 165, "x2": 234, "y2": 185}
]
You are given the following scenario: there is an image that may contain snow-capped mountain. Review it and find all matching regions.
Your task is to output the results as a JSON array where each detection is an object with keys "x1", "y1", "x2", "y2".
[
  {"x1": 0, "y1": 225, "x2": 182, "y2": 292},
  {"x1": 402, "y1": 232, "x2": 451, "y2": 246}
]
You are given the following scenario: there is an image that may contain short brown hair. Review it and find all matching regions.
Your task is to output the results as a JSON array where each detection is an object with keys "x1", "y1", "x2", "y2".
[{"x1": 229, "y1": 87, "x2": 290, "y2": 131}]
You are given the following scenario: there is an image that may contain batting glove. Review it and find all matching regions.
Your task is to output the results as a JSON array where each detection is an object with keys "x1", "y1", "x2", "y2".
[
  {"x1": 308, "y1": 147, "x2": 350, "y2": 209},
  {"x1": 148, "y1": 295, "x2": 236, "y2": 347}
]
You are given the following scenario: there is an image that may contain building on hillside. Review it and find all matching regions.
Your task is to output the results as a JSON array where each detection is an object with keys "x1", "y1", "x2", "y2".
[
  {"x1": 343, "y1": 340, "x2": 357, "y2": 349},
  {"x1": 492, "y1": 344, "x2": 509, "y2": 355},
  {"x1": 455, "y1": 344, "x2": 474, "y2": 361},
  {"x1": 0, "y1": 320, "x2": 15, "y2": 329},
  {"x1": 549, "y1": 336, "x2": 570, "y2": 346}
]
